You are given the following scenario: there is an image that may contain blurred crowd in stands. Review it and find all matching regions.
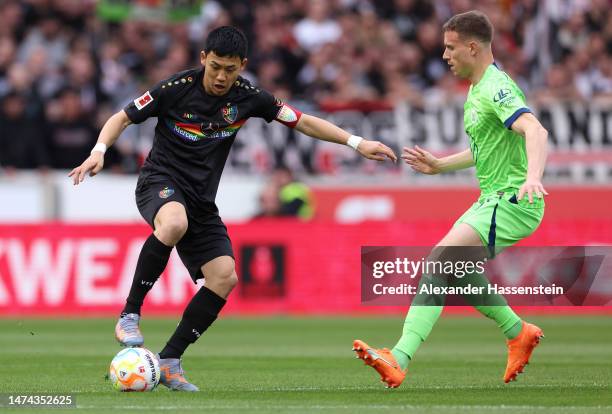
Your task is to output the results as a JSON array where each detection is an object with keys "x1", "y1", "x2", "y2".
[
  {"x1": 255, "y1": 167, "x2": 314, "y2": 220},
  {"x1": 0, "y1": 0, "x2": 611, "y2": 172}
]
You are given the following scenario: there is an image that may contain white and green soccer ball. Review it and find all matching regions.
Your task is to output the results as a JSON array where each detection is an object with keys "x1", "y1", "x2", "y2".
[{"x1": 109, "y1": 347, "x2": 160, "y2": 392}]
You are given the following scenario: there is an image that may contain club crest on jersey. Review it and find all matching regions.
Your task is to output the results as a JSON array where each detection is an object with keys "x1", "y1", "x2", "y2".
[
  {"x1": 222, "y1": 104, "x2": 238, "y2": 124},
  {"x1": 134, "y1": 91, "x2": 153, "y2": 110},
  {"x1": 159, "y1": 186, "x2": 174, "y2": 199}
]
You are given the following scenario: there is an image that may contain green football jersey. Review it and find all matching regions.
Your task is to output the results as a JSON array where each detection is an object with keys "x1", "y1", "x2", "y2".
[{"x1": 464, "y1": 64, "x2": 531, "y2": 196}]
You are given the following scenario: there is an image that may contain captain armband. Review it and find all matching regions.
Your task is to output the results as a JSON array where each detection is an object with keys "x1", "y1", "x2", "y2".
[{"x1": 274, "y1": 103, "x2": 302, "y2": 128}]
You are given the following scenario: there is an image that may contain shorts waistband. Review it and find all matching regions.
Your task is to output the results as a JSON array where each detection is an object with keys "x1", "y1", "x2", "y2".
[{"x1": 479, "y1": 191, "x2": 518, "y2": 204}]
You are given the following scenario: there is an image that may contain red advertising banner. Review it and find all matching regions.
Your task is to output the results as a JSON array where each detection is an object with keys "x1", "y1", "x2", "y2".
[
  {"x1": 311, "y1": 188, "x2": 612, "y2": 222},
  {"x1": 0, "y1": 220, "x2": 611, "y2": 316}
]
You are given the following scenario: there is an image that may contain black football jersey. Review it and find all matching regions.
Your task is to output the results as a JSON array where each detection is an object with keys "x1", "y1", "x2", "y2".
[{"x1": 124, "y1": 68, "x2": 283, "y2": 216}]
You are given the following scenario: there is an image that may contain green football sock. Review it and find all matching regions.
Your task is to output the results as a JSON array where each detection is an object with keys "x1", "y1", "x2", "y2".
[
  {"x1": 392, "y1": 304, "x2": 443, "y2": 370},
  {"x1": 391, "y1": 348, "x2": 411, "y2": 370},
  {"x1": 475, "y1": 305, "x2": 522, "y2": 339},
  {"x1": 504, "y1": 319, "x2": 523, "y2": 339},
  {"x1": 453, "y1": 271, "x2": 522, "y2": 339}
]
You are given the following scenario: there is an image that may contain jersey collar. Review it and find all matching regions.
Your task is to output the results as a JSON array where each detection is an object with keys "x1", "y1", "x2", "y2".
[{"x1": 471, "y1": 63, "x2": 498, "y2": 92}]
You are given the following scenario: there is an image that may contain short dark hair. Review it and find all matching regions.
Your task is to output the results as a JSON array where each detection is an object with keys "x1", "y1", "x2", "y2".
[
  {"x1": 443, "y1": 10, "x2": 493, "y2": 43},
  {"x1": 204, "y1": 26, "x2": 248, "y2": 59}
]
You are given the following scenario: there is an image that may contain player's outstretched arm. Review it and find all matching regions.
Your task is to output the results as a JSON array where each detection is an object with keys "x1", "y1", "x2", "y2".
[
  {"x1": 294, "y1": 114, "x2": 397, "y2": 162},
  {"x1": 511, "y1": 112, "x2": 549, "y2": 203},
  {"x1": 402, "y1": 146, "x2": 474, "y2": 175},
  {"x1": 68, "y1": 110, "x2": 132, "y2": 185}
]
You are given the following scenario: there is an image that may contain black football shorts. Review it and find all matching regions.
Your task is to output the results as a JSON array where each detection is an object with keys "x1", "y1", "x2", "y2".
[{"x1": 135, "y1": 174, "x2": 234, "y2": 282}]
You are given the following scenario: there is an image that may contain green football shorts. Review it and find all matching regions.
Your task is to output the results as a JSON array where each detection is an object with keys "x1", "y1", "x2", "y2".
[{"x1": 454, "y1": 192, "x2": 544, "y2": 254}]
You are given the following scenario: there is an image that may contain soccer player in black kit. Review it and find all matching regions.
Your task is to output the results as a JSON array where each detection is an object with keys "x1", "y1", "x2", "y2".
[{"x1": 69, "y1": 26, "x2": 396, "y2": 391}]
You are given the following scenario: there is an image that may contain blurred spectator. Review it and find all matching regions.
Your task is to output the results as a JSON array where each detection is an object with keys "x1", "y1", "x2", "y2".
[
  {"x1": 0, "y1": 37, "x2": 17, "y2": 92},
  {"x1": 556, "y1": 11, "x2": 590, "y2": 59},
  {"x1": 375, "y1": 0, "x2": 435, "y2": 41},
  {"x1": 533, "y1": 63, "x2": 583, "y2": 104},
  {"x1": 0, "y1": 90, "x2": 48, "y2": 170},
  {"x1": 293, "y1": 0, "x2": 341, "y2": 52},
  {"x1": 18, "y1": 12, "x2": 68, "y2": 70},
  {"x1": 45, "y1": 88, "x2": 97, "y2": 169},
  {"x1": 274, "y1": 167, "x2": 314, "y2": 220},
  {"x1": 591, "y1": 55, "x2": 612, "y2": 101},
  {"x1": 255, "y1": 167, "x2": 314, "y2": 220},
  {"x1": 415, "y1": 20, "x2": 446, "y2": 87},
  {"x1": 255, "y1": 181, "x2": 281, "y2": 218}
]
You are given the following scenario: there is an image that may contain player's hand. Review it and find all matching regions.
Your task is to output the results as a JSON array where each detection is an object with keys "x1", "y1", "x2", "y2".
[
  {"x1": 357, "y1": 140, "x2": 397, "y2": 162},
  {"x1": 401, "y1": 145, "x2": 441, "y2": 175},
  {"x1": 518, "y1": 178, "x2": 548, "y2": 203},
  {"x1": 68, "y1": 152, "x2": 105, "y2": 185}
]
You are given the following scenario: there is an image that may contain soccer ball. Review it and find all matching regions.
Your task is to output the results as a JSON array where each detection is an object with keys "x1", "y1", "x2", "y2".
[{"x1": 109, "y1": 347, "x2": 160, "y2": 392}]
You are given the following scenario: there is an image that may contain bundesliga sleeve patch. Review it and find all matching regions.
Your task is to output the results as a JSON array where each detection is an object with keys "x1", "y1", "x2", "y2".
[
  {"x1": 493, "y1": 88, "x2": 515, "y2": 108},
  {"x1": 276, "y1": 104, "x2": 298, "y2": 123},
  {"x1": 134, "y1": 91, "x2": 154, "y2": 110}
]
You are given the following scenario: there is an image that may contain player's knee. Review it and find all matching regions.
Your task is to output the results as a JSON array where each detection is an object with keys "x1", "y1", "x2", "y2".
[
  {"x1": 210, "y1": 267, "x2": 238, "y2": 293},
  {"x1": 157, "y1": 215, "x2": 188, "y2": 244},
  {"x1": 201, "y1": 256, "x2": 237, "y2": 297},
  {"x1": 218, "y1": 268, "x2": 238, "y2": 290},
  {"x1": 228, "y1": 271, "x2": 239, "y2": 290}
]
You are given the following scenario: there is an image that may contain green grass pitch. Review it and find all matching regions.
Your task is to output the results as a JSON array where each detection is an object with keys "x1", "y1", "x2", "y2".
[{"x1": 0, "y1": 315, "x2": 610, "y2": 413}]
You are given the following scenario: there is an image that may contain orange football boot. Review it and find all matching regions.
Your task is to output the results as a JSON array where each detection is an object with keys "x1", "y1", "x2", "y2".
[
  {"x1": 353, "y1": 339, "x2": 406, "y2": 388},
  {"x1": 504, "y1": 321, "x2": 544, "y2": 383}
]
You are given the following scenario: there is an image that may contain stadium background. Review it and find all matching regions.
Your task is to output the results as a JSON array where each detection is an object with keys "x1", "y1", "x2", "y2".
[
  {"x1": 1, "y1": 0, "x2": 610, "y2": 316},
  {"x1": 0, "y1": 1, "x2": 611, "y2": 412}
]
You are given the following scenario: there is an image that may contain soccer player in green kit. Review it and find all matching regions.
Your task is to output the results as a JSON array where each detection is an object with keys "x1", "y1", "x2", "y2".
[{"x1": 353, "y1": 10, "x2": 549, "y2": 387}]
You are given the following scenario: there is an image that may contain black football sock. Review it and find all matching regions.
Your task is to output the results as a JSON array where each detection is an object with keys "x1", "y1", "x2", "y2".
[
  {"x1": 158, "y1": 286, "x2": 226, "y2": 359},
  {"x1": 121, "y1": 234, "x2": 173, "y2": 316}
]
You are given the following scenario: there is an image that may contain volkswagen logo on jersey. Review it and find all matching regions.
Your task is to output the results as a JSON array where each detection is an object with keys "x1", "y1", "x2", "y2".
[
  {"x1": 159, "y1": 186, "x2": 174, "y2": 199},
  {"x1": 222, "y1": 104, "x2": 238, "y2": 124}
]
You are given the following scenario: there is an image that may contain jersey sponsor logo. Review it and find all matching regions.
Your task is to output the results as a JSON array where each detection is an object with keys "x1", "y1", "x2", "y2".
[
  {"x1": 172, "y1": 121, "x2": 204, "y2": 141},
  {"x1": 159, "y1": 186, "x2": 174, "y2": 199},
  {"x1": 222, "y1": 104, "x2": 238, "y2": 123},
  {"x1": 167, "y1": 119, "x2": 247, "y2": 142},
  {"x1": 276, "y1": 104, "x2": 298, "y2": 123},
  {"x1": 134, "y1": 91, "x2": 153, "y2": 110}
]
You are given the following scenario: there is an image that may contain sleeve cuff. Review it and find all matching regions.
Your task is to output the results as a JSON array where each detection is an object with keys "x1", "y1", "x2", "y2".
[
  {"x1": 123, "y1": 107, "x2": 139, "y2": 124},
  {"x1": 504, "y1": 108, "x2": 531, "y2": 129}
]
